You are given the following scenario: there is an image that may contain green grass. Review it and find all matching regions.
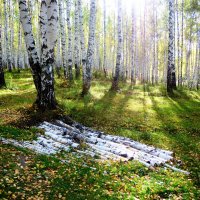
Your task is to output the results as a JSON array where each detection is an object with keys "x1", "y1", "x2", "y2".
[{"x1": 0, "y1": 70, "x2": 200, "y2": 199}]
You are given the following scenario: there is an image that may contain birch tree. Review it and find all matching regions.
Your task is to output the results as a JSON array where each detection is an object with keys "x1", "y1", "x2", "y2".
[
  {"x1": 176, "y1": 0, "x2": 181, "y2": 86},
  {"x1": 111, "y1": 0, "x2": 122, "y2": 91},
  {"x1": 167, "y1": 0, "x2": 177, "y2": 93},
  {"x1": 180, "y1": 0, "x2": 184, "y2": 86},
  {"x1": 0, "y1": 24, "x2": 6, "y2": 88},
  {"x1": 66, "y1": 0, "x2": 73, "y2": 82},
  {"x1": 17, "y1": 21, "x2": 22, "y2": 73},
  {"x1": 19, "y1": 0, "x2": 58, "y2": 109},
  {"x1": 74, "y1": 0, "x2": 80, "y2": 79},
  {"x1": 131, "y1": 7, "x2": 136, "y2": 85},
  {"x1": 82, "y1": 0, "x2": 96, "y2": 95},
  {"x1": 103, "y1": 0, "x2": 107, "y2": 77},
  {"x1": 3, "y1": 0, "x2": 12, "y2": 72},
  {"x1": 40, "y1": 0, "x2": 58, "y2": 108},
  {"x1": 78, "y1": 0, "x2": 87, "y2": 81},
  {"x1": 58, "y1": 0, "x2": 67, "y2": 77}
]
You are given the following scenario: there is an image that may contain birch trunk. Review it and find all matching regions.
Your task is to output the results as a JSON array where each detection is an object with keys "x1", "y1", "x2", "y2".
[
  {"x1": 167, "y1": 0, "x2": 177, "y2": 93},
  {"x1": 40, "y1": 0, "x2": 58, "y2": 109},
  {"x1": 78, "y1": 0, "x2": 87, "y2": 84},
  {"x1": 197, "y1": 29, "x2": 200, "y2": 90},
  {"x1": 155, "y1": 5, "x2": 159, "y2": 84},
  {"x1": 10, "y1": 0, "x2": 15, "y2": 70},
  {"x1": 103, "y1": 0, "x2": 107, "y2": 77},
  {"x1": 74, "y1": 0, "x2": 80, "y2": 79},
  {"x1": 82, "y1": 0, "x2": 96, "y2": 95},
  {"x1": 66, "y1": 0, "x2": 73, "y2": 82},
  {"x1": 180, "y1": 0, "x2": 184, "y2": 86},
  {"x1": 152, "y1": 0, "x2": 156, "y2": 85},
  {"x1": 3, "y1": 0, "x2": 12, "y2": 72},
  {"x1": 17, "y1": 21, "x2": 22, "y2": 73},
  {"x1": 58, "y1": 0, "x2": 67, "y2": 77},
  {"x1": 186, "y1": 27, "x2": 192, "y2": 86},
  {"x1": 111, "y1": 0, "x2": 122, "y2": 91},
  {"x1": 19, "y1": 0, "x2": 42, "y2": 103},
  {"x1": 0, "y1": 24, "x2": 6, "y2": 88},
  {"x1": 19, "y1": 0, "x2": 58, "y2": 109},
  {"x1": 176, "y1": 0, "x2": 181, "y2": 86},
  {"x1": 131, "y1": 7, "x2": 136, "y2": 85}
]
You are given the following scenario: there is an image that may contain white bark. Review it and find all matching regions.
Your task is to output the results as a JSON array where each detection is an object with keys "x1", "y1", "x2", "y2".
[
  {"x1": 167, "y1": 0, "x2": 177, "y2": 92},
  {"x1": 103, "y1": 0, "x2": 107, "y2": 76},
  {"x1": 66, "y1": 0, "x2": 73, "y2": 82},
  {"x1": 58, "y1": 0, "x2": 67, "y2": 77},
  {"x1": 1, "y1": 120, "x2": 188, "y2": 174},
  {"x1": 82, "y1": 0, "x2": 96, "y2": 95},
  {"x1": 74, "y1": 0, "x2": 80, "y2": 78},
  {"x1": 111, "y1": 0, "x2": 122, "y2": 90},
  {"x1": 78, "y1": 0, "x2": 87, "y2": 80}
]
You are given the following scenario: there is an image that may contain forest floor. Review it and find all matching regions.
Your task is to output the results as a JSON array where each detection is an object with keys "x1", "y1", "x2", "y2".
[{"x1": 0, "y1": 70, "x2": 200, "y2": 199}]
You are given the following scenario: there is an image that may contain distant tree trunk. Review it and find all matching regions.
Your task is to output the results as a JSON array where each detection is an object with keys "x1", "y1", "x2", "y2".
[
  {"x1": 176, "y1": 0, "x2": 181, "y2": 86},
  {"x1": 125, "y1": 21, "x2": 129, "y2": 80},
  {"x1": 56, "y1": 37, "x2": 61, "y2": 77},
  {"x1": 3, "y1": 0, "x2": 12, "y2": 71},
  {"x1": 112, "y1": 12, "x2": 116, "y2": 77},
  {"x1": 78, "y1": 0, "x2": 87, "y2": 82},
  {"x1": 58, "y1": 0, "x2": 67, "y2": 77},
  {"x1": 167, "y1": 0, "x2": 177, "y2": 93},
  {"x1": 0, "y1": 24, "x2": 6, "y2": 88},
  {"x1": 66, "y1": 0, "x2": 73, "y2": 82},
  {"x1": 180, "y1": 0, "x2": 184, "y2": 86},
  {"x1": 197, "y1": 29, "x2": 200, "y2": 90},
  {"x1": 155, "y1": 6, "x2": 159, "y2": 84},
  {"x1": 111, "y1": 0, "x2": 122, "y2": 91},
  {"x1": 103, "y1": 0, "x2": 107, "y2": 77},
  {"x1": 17, "y1": 21, "x2": 22, "y2": 73},
  {"x1": 10, "y1": 0, "x2": 15, "y2": 70},
  {"x1": 186, "y1": 26, "x2": 192, "y2": 86},
  {"x1": 152, "y1": 0, "x2": 156, "y2": 85},
  {"x1": 82, "y1": 0, "x2": 96, "y2": 95},
  {"x1": 131, "y1": 7, "x2": 136, "y2": 85},
  {"x1": 74, "y1": 0, "x2": 80, "y2": 79}
]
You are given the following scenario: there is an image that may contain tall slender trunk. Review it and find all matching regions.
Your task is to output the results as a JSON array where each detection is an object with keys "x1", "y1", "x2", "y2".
[
  {"x1": 10, "y1": 0, "x2": 15, "y2": 70},
  {"x1": 19, "y1": 0, "x2": 42, "y2": 103},
  {"x1": 3, "y1": 0, "x2": 12, "y2": 71},
  {"x1": 155, "y1": 6, "x2": 159, "y2": 84},
  {"x1": 74, "y1": 0, "x2": 80, "y2": 79},
  {"x1": 180, "y1": 0, "x2": 184, "y2": 86},
  {"x1": 112, "y1": 12, "x2": 116, "y2": 77},
  {"x1": 125, "y1": 21, "x2": 129, "y2": 80},
  {"x1": 78, "y1": 0, "x2": 87, "y2": 83},
  {"x1": 167, "y1": 0, "x2": 177, "y2": 93},
  {"x1": 111, "y1": 0, "x2": 122, "y2": 91},
  {"x1": 131, "y1": 7, "x2": 136, "y2": 85},
  {"x1": 176, "y1": 0, "x2": 181, "y2": 86},
  {"x1": 152, "y1": 0, "x2": 156, "y2": 85},
  {"x1": 197, "y1": 29, "x2": 200, "y2": 90},
  {"x1": 66, "y1": 0, "x2": 73, "y2": 82},
  {"x1": 17, "y1": 21, "x2": 22, "y2": 73},
  {"x1": 0, "y1": 24, "x2": 6, "y2": 88},
  {"x1": 58, "y1": 0, "x2": 67, "y2": 77},
  {"x1": 186, "y1": 26, "x2": 192, "y2": 86},
  {"x1": 82, "y1": 0, "x2": 96, "y2": 95},
  {"x1": 103, "y1": 0, "x2": 107, "y2": 77}
]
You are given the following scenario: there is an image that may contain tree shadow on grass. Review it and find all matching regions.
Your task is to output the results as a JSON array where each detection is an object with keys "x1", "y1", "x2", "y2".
[{"x1": 145, "y1": 85, "x2": 200, "y2": 186}]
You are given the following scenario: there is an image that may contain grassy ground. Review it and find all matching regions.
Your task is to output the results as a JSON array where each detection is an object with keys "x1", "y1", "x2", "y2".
[{"x1": 0, "y1": 70, "x2": 199, "y2": 199}]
